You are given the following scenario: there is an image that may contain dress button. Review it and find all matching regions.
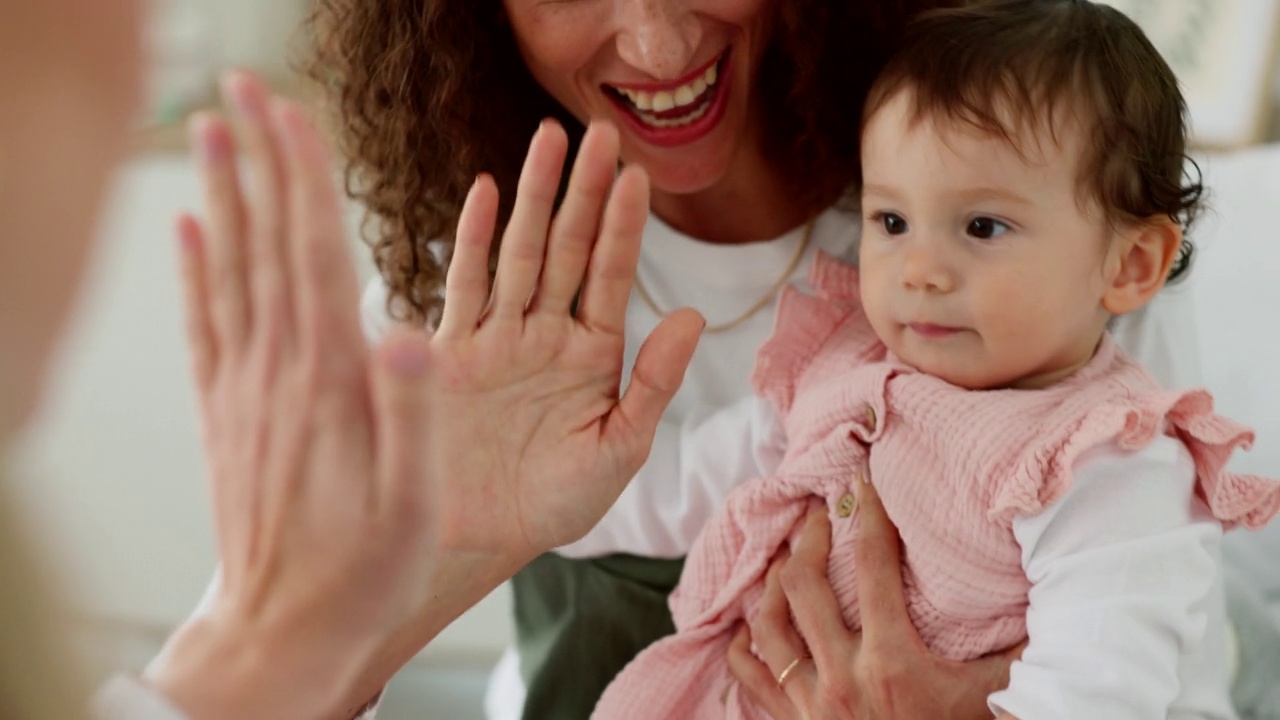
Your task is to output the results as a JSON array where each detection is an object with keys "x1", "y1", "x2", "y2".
[
  {"x1": 864, "y1": 405, "x2": 877, "y2": 432},
  {"x1": 836, "y1": 493, "x2": 857, "y2": 518}
]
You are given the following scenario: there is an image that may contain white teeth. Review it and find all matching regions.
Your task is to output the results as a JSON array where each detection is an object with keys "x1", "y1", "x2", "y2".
[
  {"x1": 632, "y1": 96, "x2": 713, "y2": 129},
  {"x1": 612, "y1": 56, "x2": 723, "y2": 119}
]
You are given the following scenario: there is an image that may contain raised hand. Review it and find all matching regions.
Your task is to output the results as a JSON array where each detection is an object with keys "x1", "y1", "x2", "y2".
[
  {"x1": 149, "y1": 70, "x2": 703, "y2": 719},
  {"x1": 146, "y1": 72, "x2": 444, "y2": 720},
  {"x1": 417, "y1": 117, "x2": 704, "y2": 559}
]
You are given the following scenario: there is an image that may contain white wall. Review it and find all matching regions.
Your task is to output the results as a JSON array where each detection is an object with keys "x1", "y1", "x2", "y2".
[{"x1": 8, "y1": 156, "x2": 511, "y2": 672}]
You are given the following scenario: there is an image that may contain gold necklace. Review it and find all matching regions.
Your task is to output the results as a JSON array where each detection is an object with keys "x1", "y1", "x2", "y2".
[{"x1": 632, "y1": 218, "x2": 815, "y2": 334}]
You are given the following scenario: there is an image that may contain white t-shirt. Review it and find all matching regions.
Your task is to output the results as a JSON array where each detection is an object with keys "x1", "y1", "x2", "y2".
[{"x1": 364, "y1": 206, "x2": 1224, "y2": 719}]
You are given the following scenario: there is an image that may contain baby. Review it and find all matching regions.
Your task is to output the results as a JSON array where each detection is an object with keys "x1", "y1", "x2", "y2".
[{"x1": 594, "y1": 1, "x2": 1280, "y2": 718}]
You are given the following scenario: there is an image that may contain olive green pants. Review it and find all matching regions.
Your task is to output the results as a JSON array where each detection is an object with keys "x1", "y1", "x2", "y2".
[{"x1": 512, "y1": 552, "x2": 685, "y2": 719}]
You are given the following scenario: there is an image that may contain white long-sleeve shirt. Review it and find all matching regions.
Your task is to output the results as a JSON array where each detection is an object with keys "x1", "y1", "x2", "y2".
[{"x1": 991, "y1": 438, "x2": 1233, "y2": 719}]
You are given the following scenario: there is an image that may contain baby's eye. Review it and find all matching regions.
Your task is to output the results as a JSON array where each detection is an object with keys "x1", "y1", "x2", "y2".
[
  {"x1": 967, "y1": 216, "x2": 1010, "y2": 240},
  {"x1": 871, "y1": 212, "x2": 909, "y2": 236}
]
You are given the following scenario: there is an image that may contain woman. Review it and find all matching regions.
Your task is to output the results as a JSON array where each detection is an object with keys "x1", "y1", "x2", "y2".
[
  {"x1": 0, "y1": 1, "x2": 698, "y2": 717},
  {"x1": 0, "y1": 16, "x2": 969, "y2": 713},
  {"x1": 297, "y1": 0, "x2": 1202, "y2": 717}
]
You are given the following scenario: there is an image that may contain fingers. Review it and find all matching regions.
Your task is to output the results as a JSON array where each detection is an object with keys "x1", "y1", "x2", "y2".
[
  {"x1": 221, "y1": 73, "x2": 293, "y2": 349},
  {"x1": 188, "y1": 112, "x2": 250, "y2": 355},
  {"x1": 576, "y1": 164, "x2": 650, "y2": 334},
  {"x1": 437, "y1": 174, "x2": 499, "y2": 338},
  {"x1": 611, "y1": 306, "x2": 703, "y2": 471},
  {"x1": 779, "y1": 509, "x2": 857, "y2": 672},
  {"x1": 268, "y1": 98, "x2": 366, "y2": 376},
  {"x1": 176, "y1": 214, "x2": 216, "y2": 395},
  {"x1": 728, "y1": 624, "x2": 799, "y2": 720},
  {"x1": 533, "y1": 122, "x2": 621, "y2": 316},
  {"x1": 851, "y1": 479, "x2": 914, "y2": 652},
  {"x1": 1002, "y1": 639, "x2": 1028, "y2": 663},
  {"x1": 751, "y1": 551, "x2": 810, "y2": 679},
  {"x1": 743, "y1": 562, "x2": 820, "y2": 714},
  {"x1": 491, "y1": 121, "x2": 568, "y2": 318}
]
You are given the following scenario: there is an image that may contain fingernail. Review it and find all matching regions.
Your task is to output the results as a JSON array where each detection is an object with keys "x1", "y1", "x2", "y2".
[
  {"x1": 188, "y1": 116, "x2": 226, "y2": 166},
  {"x1": 221, "y1": 72, "x2": 261, "y2": 122}
]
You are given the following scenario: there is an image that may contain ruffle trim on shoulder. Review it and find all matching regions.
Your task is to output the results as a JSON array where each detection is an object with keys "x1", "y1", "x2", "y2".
[
  {"x1": 751, "y1": 252, "x2": 863, "y2": 414},
  {"x1": 990, "y1": 388, "x2": 1280, "y2": 530}
]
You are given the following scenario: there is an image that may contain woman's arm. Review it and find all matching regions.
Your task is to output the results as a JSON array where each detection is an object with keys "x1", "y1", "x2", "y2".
[{"x1": 988, "y1": 437, "x2": 1224, "y2": 720}]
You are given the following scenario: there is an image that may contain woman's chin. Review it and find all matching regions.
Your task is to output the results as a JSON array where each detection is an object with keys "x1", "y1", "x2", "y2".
[
  {"x1": 645, "y1": 164, "x2": 731, "y2": 197},
  {"x1": 623, "y1": 141, "x2": 737, "y2": 198}
]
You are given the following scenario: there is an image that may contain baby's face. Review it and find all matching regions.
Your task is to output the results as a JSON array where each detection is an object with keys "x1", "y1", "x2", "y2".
[{"x1": 858, "y1": 90, "x2": 1117, "y2": 390}]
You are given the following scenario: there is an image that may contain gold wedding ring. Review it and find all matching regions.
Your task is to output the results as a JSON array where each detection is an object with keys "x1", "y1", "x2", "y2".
[{"x1": 776, "y1": 656, "x2": 804, "y2": 688}]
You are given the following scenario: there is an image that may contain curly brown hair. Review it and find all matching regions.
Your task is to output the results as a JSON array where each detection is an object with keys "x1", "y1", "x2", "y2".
[
  {"x1": 864, "y1": 0, "x2": 1201, "y2": 282},
  {"x1": 305, "y1": 0, "x2": 962, "y2": 325}
]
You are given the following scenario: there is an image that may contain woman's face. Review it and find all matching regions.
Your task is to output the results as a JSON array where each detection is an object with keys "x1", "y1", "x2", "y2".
[
  {"x1": 504, "y1": 0, "x2": 774, "y2": 197},
  {"x1": 0, "y1": 0, "x2": 143, "y2": 436}
]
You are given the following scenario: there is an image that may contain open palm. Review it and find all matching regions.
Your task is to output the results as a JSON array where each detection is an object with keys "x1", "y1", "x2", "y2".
[{"x1": 416, "y1": 120, "x2": 704, "y2": 561}]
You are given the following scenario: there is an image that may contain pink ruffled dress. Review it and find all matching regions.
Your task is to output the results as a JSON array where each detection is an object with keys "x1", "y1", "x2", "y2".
[{"x1": 593, "y1": 252, "x2": 1280, "y2": 719}]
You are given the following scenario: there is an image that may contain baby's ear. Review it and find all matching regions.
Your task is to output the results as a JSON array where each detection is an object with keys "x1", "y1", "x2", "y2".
[{"x1": 1101, "y1": 217, "x2": 1181, "y2": 315}]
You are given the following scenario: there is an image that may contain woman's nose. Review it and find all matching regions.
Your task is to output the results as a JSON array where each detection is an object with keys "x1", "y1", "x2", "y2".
[{"x1": 614, "y1": 0, "x2": 702, "y2": 80}]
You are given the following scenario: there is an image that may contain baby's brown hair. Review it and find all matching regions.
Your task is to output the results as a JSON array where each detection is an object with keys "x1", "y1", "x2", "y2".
[{"x1": 864, "y1": 0, "x2": 1202, "y2": 281}]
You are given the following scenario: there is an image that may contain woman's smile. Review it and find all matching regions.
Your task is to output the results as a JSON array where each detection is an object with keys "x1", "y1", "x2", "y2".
[
  {"x1": 602, "y1": 49, "x2": 731, "y2": 146},
  {"x1": 504, "y1": 0, "x2": 772, "y2": 199}
]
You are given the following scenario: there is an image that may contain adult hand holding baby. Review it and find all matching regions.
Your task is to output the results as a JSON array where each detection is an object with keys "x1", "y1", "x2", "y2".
[
  {"x1": 143, "y1": 71, "x2": 704, "y2": 719},
  {"x1": 729, "y1": 481, "x2": 1021, "y2": 720}
]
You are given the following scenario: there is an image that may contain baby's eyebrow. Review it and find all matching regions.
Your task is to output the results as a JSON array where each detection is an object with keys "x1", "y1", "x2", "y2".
[
  {"x1": 950, "y1": 186, "x2": 1036, "y2": 207},
  {"x1": 861, "y1": 183, "x2": 903, "y2": 201}
]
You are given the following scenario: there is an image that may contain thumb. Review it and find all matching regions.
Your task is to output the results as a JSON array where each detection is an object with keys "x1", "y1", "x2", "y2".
[
  {"x1": 369, "y1": 327, "x2": 433, "y2": 501},
  {"x1": 851, "y1": 479, "x2": 914, "y2": 652},
  {"x1": 613, "y1": 307, "x2": 704, "y2": 465}
]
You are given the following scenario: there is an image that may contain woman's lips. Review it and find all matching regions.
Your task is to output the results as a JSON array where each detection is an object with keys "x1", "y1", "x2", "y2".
[{"x1": 607, "y1": 51, "x2": 724, "y2": 93}]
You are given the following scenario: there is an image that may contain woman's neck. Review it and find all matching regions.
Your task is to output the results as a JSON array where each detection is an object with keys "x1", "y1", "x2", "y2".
[{"x1": 648, "y1": 149, "x2": 818, "y2": 245}]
